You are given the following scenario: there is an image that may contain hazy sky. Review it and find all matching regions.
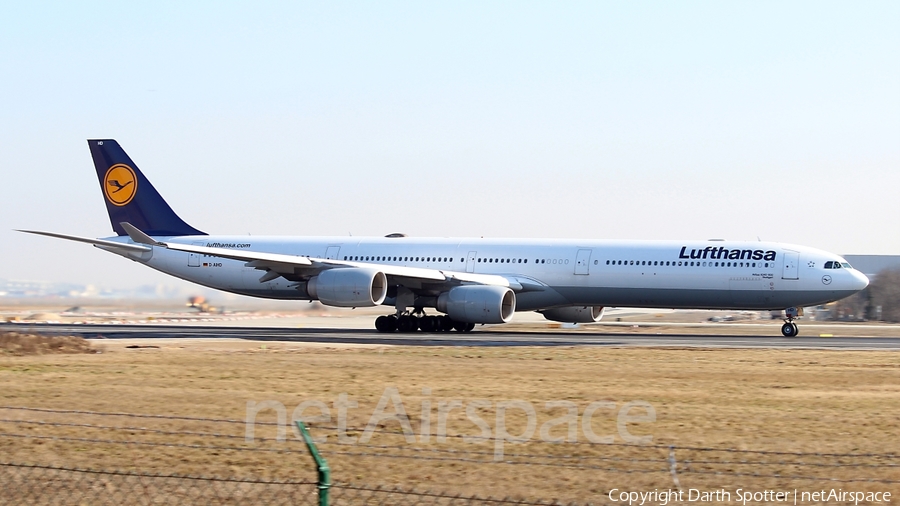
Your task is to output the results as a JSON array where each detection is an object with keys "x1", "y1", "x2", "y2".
[{"x1": 2, "y1": 2, "x2": 898, "y2": 290}]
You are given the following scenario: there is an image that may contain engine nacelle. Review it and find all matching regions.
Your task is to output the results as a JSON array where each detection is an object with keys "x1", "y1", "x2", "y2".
[
  {"x1": 307, "y1": 268, "x2": 387, "y2": 307},
  {"x1": 541, "y1": 306, "x2": 604, "y2": 324},
  {"x1": 436, "y1": 285, "x2": 516, "y2": 324}
]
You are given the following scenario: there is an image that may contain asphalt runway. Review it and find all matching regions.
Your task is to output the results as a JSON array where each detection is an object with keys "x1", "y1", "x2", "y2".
[{"x1": 3, "y1": 322, "x2": 899, "y2": 350}]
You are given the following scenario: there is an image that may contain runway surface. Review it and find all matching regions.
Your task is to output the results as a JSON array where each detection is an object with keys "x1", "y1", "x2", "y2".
[{"x1": 3, "y1": 322, "x2": 899, "y2": 350}]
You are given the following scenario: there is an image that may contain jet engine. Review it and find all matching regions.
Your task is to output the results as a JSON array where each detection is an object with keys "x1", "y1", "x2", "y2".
[
  {"x1": 541, "y1": 306, "x2": 604, "y2": 324},
  {"x1": 436, "y1": 285, "x2": 516, "y2": 324},
  {"x1": 307, "y1": 268, "x2": 387, "y2": 307}
]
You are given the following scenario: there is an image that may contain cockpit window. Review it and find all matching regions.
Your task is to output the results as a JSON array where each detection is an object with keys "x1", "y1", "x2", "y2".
[
  {"x1": 824, "y1": 261, "x2": 834, "y2": 269},
  {"x1": 841, "y1": 262, "x2": 852, "y2": 269}
]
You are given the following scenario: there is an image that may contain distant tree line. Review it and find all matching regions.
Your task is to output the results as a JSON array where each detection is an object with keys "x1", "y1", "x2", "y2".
[{"x1": 830, "y1": 268, "x2": 900, "y2": 322}]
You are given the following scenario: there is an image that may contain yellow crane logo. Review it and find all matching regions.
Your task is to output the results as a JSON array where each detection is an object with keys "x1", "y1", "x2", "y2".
[{"x1": 103, "y1": 164, "x2": 138, "y2": 206}]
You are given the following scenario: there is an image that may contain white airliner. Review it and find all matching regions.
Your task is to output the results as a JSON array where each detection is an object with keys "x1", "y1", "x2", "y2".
[{"x1": 20, "y1": 140, "x2": 869, "y2": 337}]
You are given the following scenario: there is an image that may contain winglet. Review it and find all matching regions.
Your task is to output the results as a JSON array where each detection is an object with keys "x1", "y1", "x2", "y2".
[{"x1": 120, "y1": 222, "x2": 163, "y2": 246}]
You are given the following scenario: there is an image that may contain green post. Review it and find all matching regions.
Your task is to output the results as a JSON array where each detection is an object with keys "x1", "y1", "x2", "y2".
[{"x1": 295, "y1": 420, "x2": 331, "y2": 506}]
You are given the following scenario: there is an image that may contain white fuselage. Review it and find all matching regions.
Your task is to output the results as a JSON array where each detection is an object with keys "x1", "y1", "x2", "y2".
[{"x1": 112, "y1": 235, "x2": 868, "y2": 312}]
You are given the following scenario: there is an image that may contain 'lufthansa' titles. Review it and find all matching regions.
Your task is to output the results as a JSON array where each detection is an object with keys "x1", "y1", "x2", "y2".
[{"x1": 679, "y1": 246, "x2": 776, "y2": 261}]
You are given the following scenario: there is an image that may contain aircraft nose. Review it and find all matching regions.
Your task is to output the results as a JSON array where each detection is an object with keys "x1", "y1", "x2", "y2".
[{"x1": 852, "y1": 270, "x2": 870, "y2": 291}]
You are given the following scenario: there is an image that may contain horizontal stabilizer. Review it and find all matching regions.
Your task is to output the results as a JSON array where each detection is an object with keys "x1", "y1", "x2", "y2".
[
  {"x1": 121, "y1": 222, "x2": 163, "y2": 245},
  {"x1": 17, "y1": 230, "x2": 152, "y2": 253}
]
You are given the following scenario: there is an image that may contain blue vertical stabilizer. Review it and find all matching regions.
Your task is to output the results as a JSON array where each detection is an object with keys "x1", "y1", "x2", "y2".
[{"x1": 88, "y1": 139, "x2": 205, "y2": 237}]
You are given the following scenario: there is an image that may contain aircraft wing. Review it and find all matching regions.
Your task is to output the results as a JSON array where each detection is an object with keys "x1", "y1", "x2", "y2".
[
  {"x1": 117, "y1": 223, "x2": 518, "y2": 289},
  {"x1": 160, "y1": 239, "x2": 521, "y2": 287}
]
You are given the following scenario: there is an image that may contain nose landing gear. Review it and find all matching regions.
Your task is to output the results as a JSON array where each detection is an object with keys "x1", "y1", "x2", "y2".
[
  {"x1": 781, "y1": 321, "x2": 799, "y2": 337},
  {"x1": 780, "y1": 307, "x2": 803, "y2": 337}
]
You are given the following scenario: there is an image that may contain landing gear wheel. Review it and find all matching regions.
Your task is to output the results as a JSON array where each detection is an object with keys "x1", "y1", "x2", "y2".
[
  {"x1": 464, "y1": 323, "x2": 476, "y2": 333},
  {"x1": 419, "y1": 316, "x2": 436, "y2": 333},
  {"x1": 792, "y1": 322, "x2": 799, "y2": 336},
  {"x1": 398, "y1": 315, "x2": 418, "y2": 333},
  {"x1": 375, "y1": 315, "x2": 399, "y2": 333},
  {"x1": 439, "y1": 315, "x2": 454, "y2": 332},
  {"x1": 781, "y1": 322, "x2": 797, "y2": 337},
  {"x1": 452, "y1": 321, "x2": 469, "y2": 332}
]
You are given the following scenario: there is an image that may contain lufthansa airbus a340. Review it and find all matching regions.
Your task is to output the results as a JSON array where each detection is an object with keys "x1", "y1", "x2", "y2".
[{"x1": 20, "y1": 140, "x2": 869, "y2": 336}]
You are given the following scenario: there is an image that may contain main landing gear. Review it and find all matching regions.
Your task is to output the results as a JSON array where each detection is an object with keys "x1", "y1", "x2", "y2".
[
  {"x1": 374, "y1": 313, "x2": 476, "y2": 333},
  {"x1": 780, "y1": 307, "x2": 803, "y2": 337}
]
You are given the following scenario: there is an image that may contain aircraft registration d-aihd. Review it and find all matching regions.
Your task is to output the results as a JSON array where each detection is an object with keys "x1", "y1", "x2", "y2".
[{"x1": 21, "y1": 140, "x2": 869, "y2": 337}]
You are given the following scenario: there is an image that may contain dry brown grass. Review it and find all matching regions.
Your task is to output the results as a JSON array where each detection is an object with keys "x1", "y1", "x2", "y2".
[
  {"x1": 0, "y1": 332, "x2": 97, "y2": 356},
  {"x1": 0, "y1": 339, "x2": 898, "y2": 502}
]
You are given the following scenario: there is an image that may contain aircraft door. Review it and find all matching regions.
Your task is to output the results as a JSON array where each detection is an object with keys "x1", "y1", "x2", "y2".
[
  {"x1": 325, "y1": 246, "x2": 341, "y2": 260},
  {"x1": 466, "y1": 251, "x2": 477, "y2": 273},
  {"x1": 575, "y1": 249, "x2": 592, "y2": 275},
  {"x1": 187, "y1": 241, "x2": 205, "y2": 267},
  {"x1": 782, "y1": 250, "x2": 799, "y2": 280}
]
